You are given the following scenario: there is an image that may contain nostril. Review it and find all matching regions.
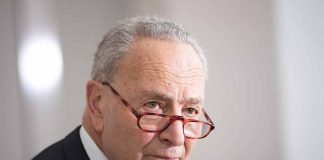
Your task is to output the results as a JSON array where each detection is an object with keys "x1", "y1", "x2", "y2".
[{"x1": 158, "y1": 120, "x2": 185, "y2": 146}]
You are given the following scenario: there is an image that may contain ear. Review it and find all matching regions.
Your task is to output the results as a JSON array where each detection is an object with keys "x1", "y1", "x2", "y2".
[{"x1": 86, "y1": 80, "x2": 105, "y2": 133}]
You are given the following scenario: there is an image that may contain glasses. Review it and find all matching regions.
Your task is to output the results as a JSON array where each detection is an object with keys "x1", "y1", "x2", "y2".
[{"x1": 102, "y1": 82, "x2": 215, "y2": 139}]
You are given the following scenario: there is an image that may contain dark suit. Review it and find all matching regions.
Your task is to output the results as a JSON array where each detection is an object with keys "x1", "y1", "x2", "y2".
[{"x1": 33, "y1": 126, "x2": 90, "y2": 160}]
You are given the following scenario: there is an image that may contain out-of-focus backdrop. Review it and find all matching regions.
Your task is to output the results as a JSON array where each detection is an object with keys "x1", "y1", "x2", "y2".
[{"x1": 1, "y1": 0, "x2": 323, "y2": 159}]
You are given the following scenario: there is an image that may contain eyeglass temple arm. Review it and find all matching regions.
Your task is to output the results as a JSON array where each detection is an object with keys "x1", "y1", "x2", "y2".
[
  {"x1": 102, "y1": 82, "x2": 139, "y2": 116},
  {"x1": 203, "y1": 108, "x2": 214, "y2": 125}
]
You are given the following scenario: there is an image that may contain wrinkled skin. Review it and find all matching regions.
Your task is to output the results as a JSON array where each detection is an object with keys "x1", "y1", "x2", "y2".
[{"x1": 84, "y1": 38, "x2": 205, "y2": 160}]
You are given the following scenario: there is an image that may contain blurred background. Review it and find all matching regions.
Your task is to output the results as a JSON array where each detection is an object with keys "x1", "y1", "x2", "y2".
[{"x1": 1, "y1": 0, "x2": 323, "y2": 159}]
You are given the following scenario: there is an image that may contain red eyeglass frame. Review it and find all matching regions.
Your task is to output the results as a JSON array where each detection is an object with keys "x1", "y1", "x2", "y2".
[{"x1": 102, "y1": 82, "x2": 215, "y2": 139}]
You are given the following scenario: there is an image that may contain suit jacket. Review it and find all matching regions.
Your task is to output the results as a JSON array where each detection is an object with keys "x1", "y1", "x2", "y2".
[{"x1": 33, "y1": 126, "x2": 90, "y2": 160}]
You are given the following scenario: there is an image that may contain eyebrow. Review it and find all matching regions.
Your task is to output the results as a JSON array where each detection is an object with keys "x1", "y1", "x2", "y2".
[
  {"x1": 135, "y1": 89, "x2": 173, "y2": 102},
  {"x1": 134, "y1": 89, "x2": 203, "y2": 107},
  {"x1": 186, "y1": 97, "x2": 203, "y2": 105}
]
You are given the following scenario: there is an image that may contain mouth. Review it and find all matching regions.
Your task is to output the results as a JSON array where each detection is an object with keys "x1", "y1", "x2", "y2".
[{"x1": 144, "y1": 155, "x2": 181, "y2": 160}]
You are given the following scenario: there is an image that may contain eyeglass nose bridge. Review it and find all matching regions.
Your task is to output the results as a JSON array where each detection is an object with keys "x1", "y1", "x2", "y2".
[{"x1": 163, "y1": 115, "x2": 186, "y2": 131}]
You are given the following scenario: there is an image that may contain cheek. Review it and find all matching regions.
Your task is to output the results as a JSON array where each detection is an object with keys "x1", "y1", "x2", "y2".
[
  {"x1": 101, "y1": 106, "x2": 156, "y2": 159},
  {"x1": 184, "y1": 139, "x2": 197, "y2": 158}
]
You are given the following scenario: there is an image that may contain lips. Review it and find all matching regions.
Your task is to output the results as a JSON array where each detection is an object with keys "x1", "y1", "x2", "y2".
[
  {"x1": 144, "y1": 155, "x2": 181, "y2": 160},
  {"x1": 143, "y1": 147, "x2": 184, "y2": 160}
]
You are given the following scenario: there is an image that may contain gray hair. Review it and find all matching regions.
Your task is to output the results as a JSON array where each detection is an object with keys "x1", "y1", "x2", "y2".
[{"x1": 91, "y1": 16, "x2": 208, "y2": 82}]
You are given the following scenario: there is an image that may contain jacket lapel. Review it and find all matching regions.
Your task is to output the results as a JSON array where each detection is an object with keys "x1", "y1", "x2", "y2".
[{"x1": 63, "y1": 126, "x2": 90, "y2": 160}]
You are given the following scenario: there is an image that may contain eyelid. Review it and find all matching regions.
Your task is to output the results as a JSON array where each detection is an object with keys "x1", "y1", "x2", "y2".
[
  {"x1": 185, "y1": 103, "x2": 202, "y2": 110},
  {"x1": 145, "y1": 100, "x2": 163, "y2": 105},
  {"x1": 186, "y1": 105, "x2": 203, "y2": 115},
  {"x1": 185, "y1": 106, "x2": 199, "y2": 112},
  {"x1": 143, "y1": 100, "x2": 165, "y2": 109}
]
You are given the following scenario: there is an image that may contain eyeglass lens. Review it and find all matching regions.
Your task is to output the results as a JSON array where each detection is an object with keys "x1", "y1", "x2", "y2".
[{"x1": 139, "y1": 114, "x2": 211, "y2": 138}]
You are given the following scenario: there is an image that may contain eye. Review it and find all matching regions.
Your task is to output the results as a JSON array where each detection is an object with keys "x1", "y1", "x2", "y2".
[
  {"x1": 145, "y1": 101, "x2": 161, "y2": 110},
  {"x1": 185, "y1": 107, "x2": 198, "y2": 114},
  {"x1": 183, "y1": 107, "x2": 200, "y2": 118},
  {"x1": 139, "y1": 101, "x2": 164, "y2": 114}
]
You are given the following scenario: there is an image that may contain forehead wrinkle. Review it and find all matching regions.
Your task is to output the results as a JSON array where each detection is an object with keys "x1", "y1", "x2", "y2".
[
  {"x1": 136, "y1": 89, "x2": 174, "y2": 102},
  {"x1": 120, "y1": 55, "x2": 147, "y2": 74},
  {"x1": 122, "y1": 58, "x2": 204, "y2": 87},
  {"x1": 128, "y1": 60, "x2": 204, "y2": 80},
  {"x1": 139, "y1": 67, "x2": 204, "y2": 79},
  {"x1": 147, "y1": 74, "x2": 204, "y2": 86}
]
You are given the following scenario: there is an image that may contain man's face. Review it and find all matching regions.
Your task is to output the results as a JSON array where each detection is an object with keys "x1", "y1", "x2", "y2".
[{"x1": 100, "y1": 38, "x2": 205, "y2": 160}]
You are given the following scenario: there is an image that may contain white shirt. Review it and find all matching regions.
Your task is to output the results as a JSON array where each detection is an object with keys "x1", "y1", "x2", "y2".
[{"x1": 80, "y1": 126, "x2": 108, "y2": 160}]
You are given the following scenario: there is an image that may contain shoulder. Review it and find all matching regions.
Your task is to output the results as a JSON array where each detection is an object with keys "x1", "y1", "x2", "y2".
[
  {"x1": 32, "y1": 139, "x2": 66, "y2": 160},
  {"x1": 32, "y1": 126, "x2": 89, "y2": 160}
]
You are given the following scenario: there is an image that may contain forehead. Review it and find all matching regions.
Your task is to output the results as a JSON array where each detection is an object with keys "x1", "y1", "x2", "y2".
[
  {"x1": 118, "y1": 39, "x2": 204, "y2": 78},
  {"x1": 113, "y1": 38, "x2": 205, "y2": 98}
]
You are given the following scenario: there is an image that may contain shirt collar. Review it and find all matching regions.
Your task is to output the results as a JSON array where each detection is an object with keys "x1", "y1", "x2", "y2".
[{"x1": 80, "y1": 126, "x2": 108, "y2": 160}]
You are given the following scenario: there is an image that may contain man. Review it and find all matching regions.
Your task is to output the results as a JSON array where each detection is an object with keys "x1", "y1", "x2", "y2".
[{"x1": 33, "y1": 16, "x2": 214, "y2": 160}]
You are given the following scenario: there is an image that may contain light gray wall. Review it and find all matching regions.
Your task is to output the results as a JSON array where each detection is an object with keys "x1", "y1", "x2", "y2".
[
  {"x1": 276, "y1": 0, "x2": 324, "y2": 160},
  {"x1": 7, "y1": 0, "x2": 324, "y2": 160},
  {"x1": 0, "y1": 0, "x2": 22, "y2": 159}
]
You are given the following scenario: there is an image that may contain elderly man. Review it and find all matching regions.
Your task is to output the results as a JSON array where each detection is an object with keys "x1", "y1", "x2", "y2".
[{"x1": 33, "y1": 16, "x2": 214, "y2": 160}]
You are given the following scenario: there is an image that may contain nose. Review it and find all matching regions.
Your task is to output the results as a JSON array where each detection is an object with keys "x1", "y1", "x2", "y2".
[{"x1": 158, "y1": 119, "x2": 185, "y2": 146}]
